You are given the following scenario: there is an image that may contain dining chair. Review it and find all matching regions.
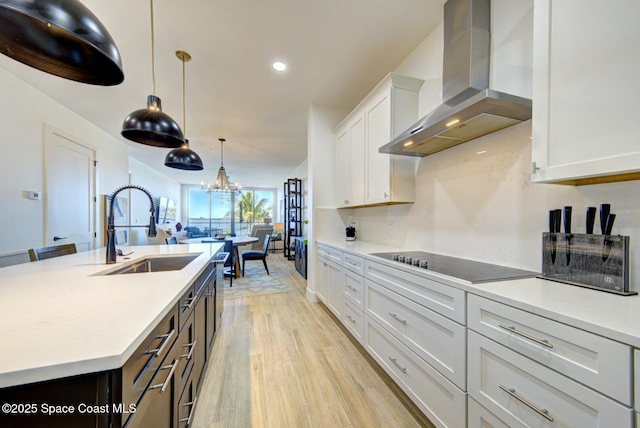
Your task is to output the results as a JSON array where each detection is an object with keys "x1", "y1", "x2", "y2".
[
  {"x1": 28, "y1": 243, "x2": 77, "y2": 262},
  {"x1": 165, "y1": 236, "x2": 178, "y2": 244},
  {"x1": 241, "y1": 234, "x2": 271, "y2": 276},
  {"x1": 223, "y1": 239, "x2": 235, "y2": 286}
]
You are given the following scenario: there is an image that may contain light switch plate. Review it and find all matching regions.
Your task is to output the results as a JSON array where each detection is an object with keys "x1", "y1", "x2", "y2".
[{"x1": 27, "y1": 191, "x2": 41, "y2": 200}]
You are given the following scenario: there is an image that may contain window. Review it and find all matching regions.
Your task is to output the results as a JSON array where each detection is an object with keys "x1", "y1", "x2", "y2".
[{"x1": 187, "y1": 186, "x2": 275, "y2": 236}]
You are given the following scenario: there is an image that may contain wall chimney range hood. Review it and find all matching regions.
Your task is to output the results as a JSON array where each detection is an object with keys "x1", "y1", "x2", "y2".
[{"x1": 379, "y1": 0, "x2": 532, "y2": 157}]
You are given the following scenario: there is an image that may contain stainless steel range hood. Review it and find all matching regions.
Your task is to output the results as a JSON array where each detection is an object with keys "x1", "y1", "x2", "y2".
[{"x1": 379, "y1": 0, "x2": 532, "y2": 157}]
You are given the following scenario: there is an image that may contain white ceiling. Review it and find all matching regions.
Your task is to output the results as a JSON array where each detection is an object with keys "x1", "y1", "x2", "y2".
[{"x1": 0, "y1": 0, "x2": 444, "y2": 188}]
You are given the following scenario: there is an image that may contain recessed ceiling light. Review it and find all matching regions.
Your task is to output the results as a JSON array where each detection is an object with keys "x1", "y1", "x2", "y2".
[{"x1": 272, "y1": 61, "x2": 287, "y2": 72}]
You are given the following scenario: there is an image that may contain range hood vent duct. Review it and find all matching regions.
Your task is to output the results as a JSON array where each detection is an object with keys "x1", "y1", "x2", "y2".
[{"x1": 379, "y1": 0, "x2": 532, "y2": 157}]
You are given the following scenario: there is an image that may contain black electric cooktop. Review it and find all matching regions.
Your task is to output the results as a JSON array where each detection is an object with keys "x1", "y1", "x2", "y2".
[{"x1": 370, "y1": 251, "x2": 538, "y2": 284}]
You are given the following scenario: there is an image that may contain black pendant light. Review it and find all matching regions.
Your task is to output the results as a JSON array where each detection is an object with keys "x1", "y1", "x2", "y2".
[
  {"x1": 0, "y1": 0, "x2": 124, "y2": 85},
  {"x1": 164, "y1": 50, "x2": 203, "y2": 171},
  {"x1": 121, "y1": 0, "x2": 184, "y2": 148}
]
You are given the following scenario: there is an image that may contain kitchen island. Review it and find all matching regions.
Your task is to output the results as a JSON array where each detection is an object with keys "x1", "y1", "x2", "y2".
[{"x1": 0, "y1": 243, "x2": 224, "y2": 428}]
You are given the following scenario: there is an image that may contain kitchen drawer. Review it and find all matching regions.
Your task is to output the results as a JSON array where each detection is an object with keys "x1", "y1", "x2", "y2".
[
  {"x1": 365, "y1": 260, "x2": 465, "y2": 324},
  {"x1": 317, "y1": 244, "x2": 342, "y2": 265},
  {"x1": 122, "y1": 304, "x2": 178, "y2": 409},
  {"x1": 177, "y1": 372, "x2": 197, "y2": 428},
  {"x1": 342, "y1": 298, "x2": 364, "y2": 345},
  {"x1": 468, "y1": 397, "x2": 509, "y2": 428},
  {"x1": 175, "y1": 311, "x2": 196, "y2": 398},
  {"x1": 365, "y1": 317, "x2": 466, "y2": 428},
  {"x1": 343, "y1": 252, "x2": 364, "y2": 276},
  {"x1": 468, "y1": 331, "x2": 633, "y2": 428},
  {"x1": 468, "y1": 294, "x2": 631, "y2": 405},
  {"x1": 366, "y1": 279, "x2": 466, "y2": 389},
  {"x1": 343, "y1": 268, "x2": 365, "y2": 310},
  {"x1": 178, "y1": 284, "x2": 197, "y2": 332}
]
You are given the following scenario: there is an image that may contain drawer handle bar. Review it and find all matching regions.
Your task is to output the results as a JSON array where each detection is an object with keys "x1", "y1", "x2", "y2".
[
  {"x1": 346, "y1": 284, "x2": 357, "y2": 291},
  {"x1": 181, "y1": 340, "x2": 197, "y2": 361},
  {"x1": 499, "y1": 385, "x2": 553, "y2": 422},
  {"x1": 180, "y1": 396, "x2": 198, "y2": 426},
  {"x1": 146, "y1": 329, "x2": 176, "y2": 358},
  {"x1": 181, "y1": 296, "x2": 195, "y2": 311},
  {"x1": 346, "y1": 315, "x2": 356, "y2": 323},
  {"x1": 388, "y1": 357, "x2": 407, "y2": 373},
  {"x1": 498, "y1": 324, "x2": 553, "y2": 349},
  {"x1": 150, "y1": 358, "x2": 179, "y2": 394},
  {"x1": 389, "y1": 312, "x2": 407, "y2": 325}
]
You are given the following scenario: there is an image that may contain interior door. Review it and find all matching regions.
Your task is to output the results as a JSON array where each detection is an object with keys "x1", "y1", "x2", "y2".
[{"x1": 45, "y1": 125, "x2": 96, "y2": 251}]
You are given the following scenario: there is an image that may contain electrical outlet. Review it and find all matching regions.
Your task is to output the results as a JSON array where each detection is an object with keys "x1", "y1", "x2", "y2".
[
  {"x1": 27, "y1": 191, "x2": 41, "y2": 200},
  {"x1": 386, "y1": 220, "x2": 395, "y2": 229},
  {"x1": 350, "y1": 220, "x2": 358, "y2": 228}
]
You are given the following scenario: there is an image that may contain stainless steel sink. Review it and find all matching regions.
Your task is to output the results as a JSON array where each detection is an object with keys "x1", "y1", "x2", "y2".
[{"x1": 106, "y1": 255, "x2": 199, "y2": 275}]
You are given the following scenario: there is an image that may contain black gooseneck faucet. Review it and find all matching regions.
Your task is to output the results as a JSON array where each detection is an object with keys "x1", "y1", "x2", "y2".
[{"x1": 106, "y1": 185, "x2": 157, "y2": 264}]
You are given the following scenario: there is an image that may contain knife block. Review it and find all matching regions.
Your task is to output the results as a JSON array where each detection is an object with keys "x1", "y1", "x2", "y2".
[{"x1": 541, "y1": 233, "x2": 635, "y2": 295}]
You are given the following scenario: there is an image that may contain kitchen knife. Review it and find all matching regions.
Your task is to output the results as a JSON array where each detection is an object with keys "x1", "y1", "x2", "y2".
[
  {"x1": 549, "y1": 210, "x2": 556, "y2": 233},
  {"x1": 563, "y1": 206, "x2": 572, "y2": 234},
  {"x1": 564, "y1": 206, "x2": 572, "y2": 266},
  {"x1": 600, "y1": 204, "x2": 611, "y2": 234},
  {"x1": 555, "y1": 209, "x2": 562, "y2": 234},
  {"x1": 604, "y1": 213, "x2": 616, "y2": 236},
  {"x1": 548, "y1": 209, "x2": 558, "y2": 265},
  {"x1": 586, "y1": 207, "x2": 596, "y2": 234}
]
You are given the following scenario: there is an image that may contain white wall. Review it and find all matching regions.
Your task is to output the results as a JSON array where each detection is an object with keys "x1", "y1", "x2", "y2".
[
  {"x1": 330, "y1": 0, "x2": 640, "y2": 290},
  {"x1": 0, "y1": 65, "x2": 129, "y2": 258},
  {"x1": 127, "y1": 157, "x2": 182, "y2": 245}
]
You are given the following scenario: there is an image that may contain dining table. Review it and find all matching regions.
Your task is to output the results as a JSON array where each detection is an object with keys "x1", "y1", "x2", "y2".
[{"x1": 181, "y1": 236, "x2": 259, "y2": 278}]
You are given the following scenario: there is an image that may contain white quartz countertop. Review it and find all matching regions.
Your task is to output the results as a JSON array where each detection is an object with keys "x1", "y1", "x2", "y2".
[
  {"x1": 316, "y1": 238, "x2": 640, "y2": 348},
  {"x1": 0, "y1": 243, "x2": 223, "y2": 388}
]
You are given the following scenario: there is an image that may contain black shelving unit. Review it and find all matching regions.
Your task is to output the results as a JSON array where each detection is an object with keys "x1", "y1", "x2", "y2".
[{"x1": 284, "y1": 178, "x2": 303, "y2": 260}]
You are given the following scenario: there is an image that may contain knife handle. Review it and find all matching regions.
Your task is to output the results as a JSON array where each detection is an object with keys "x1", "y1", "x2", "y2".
[
  {"x1": 604, "y1": 213, "x2": 616, "y2": 236},
  {"x1": 586, "y1": 207, "x2": 596, "y2": 234},
  {"x1": 600, "y1": 204, "x2": 611, "y2": 234},
  {"x1": 555, "y1": 209, "x2": 562, "y2": 234},
  {"x1": 549, "y1": 210, "x2": 556, "y2": 233},
  {"x1": 563, "y1": 206, "x2": 572, "y2": 234}
]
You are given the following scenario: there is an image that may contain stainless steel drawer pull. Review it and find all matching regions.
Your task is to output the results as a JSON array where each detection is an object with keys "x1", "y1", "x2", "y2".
[
  {"x1": 147, "y1": 329, "x2": 176, "y2": 357},
  {"x1": 499, "y1": 385, "x2": 553, "y2": 422},
  {"x1": 181, "y1": 340, "x2": 198, "y2": 361},
  {"x1": 150, "y1": 358, "x2": 179, "y2": 394},
  {"x1": 388, "y1": 357, "x2": 407, "y2": 373},
  {"x1": 346, "y1": 315, "x2": 356, "y2": 323},
  {"x1": 389, "y1": 312, "x2": 407, "y2": 325},
  {"x1": 498, "y1": 324, "x2": 553, "y2": 348},
  {"x1": 180, "y1": 396, "x2": 198, "y2": 426},
  {"x1": 181, "y1": 296, "x2": 195, "y2": 310},
  {"x1": 346, "y1": 284, "x2": 357, "y2": 291}
]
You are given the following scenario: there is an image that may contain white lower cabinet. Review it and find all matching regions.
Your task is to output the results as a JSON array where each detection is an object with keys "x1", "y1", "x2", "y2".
[
  {"x1": 468, "y1": 397, "x2": 509, "y2": 428},
  {"x1": 342, "y1": 297, "x2": 364, "y2": 344},
  {"x1": 365, "y1": 316, "x2": 467, "y2": 428},
  {"x1": 468, "y1": 294, "x2": 632, "y2": 405},
  {"x1": 365, "y1": 279, "x2": 466, "y2": 389},
  {"x1": 468, "y1": 331, "x2": 633, "y2": 428}
]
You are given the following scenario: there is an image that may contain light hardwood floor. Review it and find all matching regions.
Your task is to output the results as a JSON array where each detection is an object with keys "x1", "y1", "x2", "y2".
[{"x1": 191, "y1": 254, "x2": 434, "y2": 428}]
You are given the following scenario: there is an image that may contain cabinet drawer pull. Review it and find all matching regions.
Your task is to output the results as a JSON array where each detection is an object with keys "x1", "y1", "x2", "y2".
[
  {"x1": 346, "y1": 284, "x2": 357, "y2": 292},
  {"x1": 499, "y1": 385, "x2": 553, "y2": 422},
  {"x1": 149, "y1": 358, "x2": 179, "y2": 394},
  {"x1": 146, "y1": 329, "x2": 176, "y2": 358},
  {"x1": 388, "y1": 357, "x2": 407, "y2": 374},
  {"x1": 181, "y1": 296, "x2": 195, "y2": 310},
  {"x1": 388, "y1": 312, "x2": 407, "y2": 325},
  {"x1": 180, "y1": 396, "x2": 198, "y2": 426},
  {"x1": 181, "y1": 340, "x2": 197, "y2": 361},
  {"x1": 498, "y1": 324, "x2": 553, "y2": 348},
  {"x1": 346, "y1": 315, "x2": 356, "y2": 323}
]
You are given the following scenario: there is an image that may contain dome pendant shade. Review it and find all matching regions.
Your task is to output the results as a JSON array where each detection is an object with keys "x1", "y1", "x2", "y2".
[
  {"x1": 121, "y1": 95, "x2": 184, "y2": 148},
  {"x1": 164, "y1": 139, "x2": 203, "y2": 170},
  {"x1": 0, "y1": 0, "x2": 124, "y2": 85}
]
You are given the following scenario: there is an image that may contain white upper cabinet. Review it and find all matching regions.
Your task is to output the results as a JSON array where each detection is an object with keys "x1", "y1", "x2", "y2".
[
  {"x1": 335, "y1": 73, "x2": 423, "y2": 208},
  {"x1": 532, "y1": 0, "x2": 640, "y2": 185}
]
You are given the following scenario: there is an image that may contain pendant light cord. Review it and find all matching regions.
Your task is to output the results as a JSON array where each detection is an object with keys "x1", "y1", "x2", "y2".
[
  {"x1": 150, "y1": 0, "x2": 156, "y2": 96},
  {"x1": 182, "y1": 57, "x2": 187, "y2": 138}
]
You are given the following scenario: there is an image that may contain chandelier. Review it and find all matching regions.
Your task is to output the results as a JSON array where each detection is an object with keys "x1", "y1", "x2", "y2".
[{"x1": 201, "y1": 138, "x2": 242, "y2": 193}]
